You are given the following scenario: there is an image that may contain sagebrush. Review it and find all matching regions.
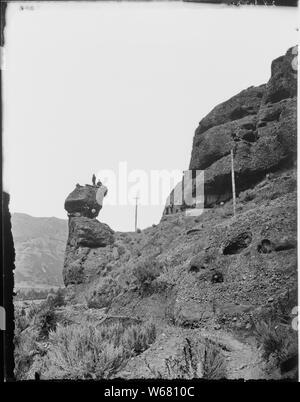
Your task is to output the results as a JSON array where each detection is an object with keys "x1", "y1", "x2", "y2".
[
  {"x1": 41, "y1": 320, "x2": 156, "y2": 379},
  {"x1": 132, "y1": 257, "x2": 161, "y2": 294},
  {"x1": 253, "y1": 318, "x2": 297, "y2": 364}
]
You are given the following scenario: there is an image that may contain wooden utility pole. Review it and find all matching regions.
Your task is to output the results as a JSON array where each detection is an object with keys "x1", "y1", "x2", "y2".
[
  {"x1": 134, "y1": 196, "x2": 139, "y2": 232},
  {"x1": 231, "y1": 149, "x2": 236, "y2": 217}
]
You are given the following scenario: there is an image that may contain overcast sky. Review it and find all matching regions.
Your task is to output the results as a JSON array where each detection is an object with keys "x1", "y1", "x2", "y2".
[{"x1": 3, "y1": 2, "x2": 298, "y2": 231}]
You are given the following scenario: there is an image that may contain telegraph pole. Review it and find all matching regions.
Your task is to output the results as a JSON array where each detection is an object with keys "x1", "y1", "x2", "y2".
[
  {"x1": 134, "y1": 196, "x2": 139, "y2": 232},
  {"x1": 231, "y1": 149, "x2": 236, "y2": 217}
]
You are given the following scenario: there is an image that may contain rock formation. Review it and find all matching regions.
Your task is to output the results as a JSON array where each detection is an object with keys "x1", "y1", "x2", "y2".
[
  {"x1": 63, "y1": 184, "x2": 114, "y2": 286},
  {"x1": 190, "y1": 46, "x2": 297, "y2": 207},
  {"x1": 164, "y1": 46, "x2": 297, "y2": 213},
  {"x1": 64, "y1": 184, "x2": 102, "y2": 218}
]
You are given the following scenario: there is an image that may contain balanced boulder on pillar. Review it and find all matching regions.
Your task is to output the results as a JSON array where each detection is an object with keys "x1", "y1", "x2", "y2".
[
  {"x1": 64, "y1": 184, "x2": 101, "y2": 218},
  {"x1": 63, "y1": 183, "x2": 114, "y2": 286}
]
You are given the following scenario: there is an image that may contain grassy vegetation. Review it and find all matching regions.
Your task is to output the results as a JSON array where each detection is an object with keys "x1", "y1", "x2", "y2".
[
  {"x1": 145, "y1": 338, "x2": 226, "y2": 379},
  {"x1": 86, "y1": 277, "x2": 123, "y2": 309},
  {"x1": 35, "y1": 304, "x2": 58, "y2": 339},
  {"x1": 253, "y1": 318, "x2": 297, "y2": 363},
  {"x1": 202, "y1": 339, "x2": 227, "y2": 379},
  {"x1": 251, "y1": 295, "x2": 298, "y2": 376},
  {"x1": 14, "y1": 306, "x2": 39, "y2": 379},
  {"x1": 42, "y1": 321, "x2": 156, "y2": 379},
  {"x1": 132, "y1": 257, "x2": 161, "y2": 294},
  {"x1": 14, "y1": 290, "x2": 66, "y2": 379},
  {"x1": 15, "y1": 285, "x2": 157, "y2": 380}
]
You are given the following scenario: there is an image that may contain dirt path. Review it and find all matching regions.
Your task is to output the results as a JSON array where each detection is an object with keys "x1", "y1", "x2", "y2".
[
  {"x1": 199, "y1": 329, "x2": 267, "y2": 380},
  {"x1": 117, "y1": 326, "x2": 267, "y2": 380}
]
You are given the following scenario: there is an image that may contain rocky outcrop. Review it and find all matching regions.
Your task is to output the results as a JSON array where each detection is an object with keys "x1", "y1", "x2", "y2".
[
  {"x1": 163, "y1": 47, "x2": 297, "y2": 214},
  {"x1": 188, "y1": 47, "x2": 297, "y2": 207},
  {"x1": 67, "y1": 216, "x2": 114, "y2": 249},
  {"x1": 63, "y1": 184, "x2": 114, "y2": 286},
  {"x1": 262, "y1": 47, "x2": 297, "y2": 105},
  {"x1": 192, "y1": 85, "x2": 265, "y2": 142}
]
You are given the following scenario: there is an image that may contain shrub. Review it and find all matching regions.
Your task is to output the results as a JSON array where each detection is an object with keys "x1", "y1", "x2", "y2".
[
  {"x1": 44, "y1": 288, "x2": 66, "y2": 308},
  {"x1": 145, "y1": 338, "x2": 199, "y2": 379},
  {"x1": 254, "y1": 319, "x2": 284, "y2": 359},
  {"x1": 14, "y1": 306, "x2": 39, "y2": 379},
  {"x1": 42, "y1": 321, "x2": 156, "y2": 379},
  {"x1": 52, "y1": 288, "x2": 66, "y2": 307},
  {"x1": 133, "y1": 258, "x2": 161, "y2": 294},
  {"x1": 35, "y1": 304, "x2": 57, "y2": 339},
  {"x1": 14, "y1": 327, "x2": 39, "y2": 379},
  {"x1": 253, "y1": 317, "x2": 297, "y2": 363},
  {"x1": 145, "y1": 338, "x2": 226, "y2": 379},
  {"x1": 123, "y1": 321, "x2": 156, "y2": 354},
  {"x1": 202, "y1": 340, "x2": 226, "y2": 379},
  {"x1": 164, "y1": 355, "x2": 194, "y2": 379},
  {"x1": 43, "y1": 324, "x2": 127, "y2": 379},
  {"x1": 14, "y1": 296, "x2": 64, "y2": 379},
  {"x1": 27, "y1": 303, "x2": 41, "y2": 322},
  {"x1": 86, "y1": 278, "x2": 123, "y2": 309},
  {"x1": 250, "y1": 292, "x2": 298, "y2": 378},
  {"x1": 14, "y1": 306, "x2": 30, "y2": 336}
]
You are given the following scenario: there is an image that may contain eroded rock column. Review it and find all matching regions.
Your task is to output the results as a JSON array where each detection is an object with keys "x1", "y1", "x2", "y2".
[{"x1": 63, "y1": 184, "x2": 114, "y2": 286}]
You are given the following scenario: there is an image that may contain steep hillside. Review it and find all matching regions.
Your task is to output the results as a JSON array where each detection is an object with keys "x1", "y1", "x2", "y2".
[
  {"x1": 12, "y1": 213, "x2": 67, "y2": 288},
  {"x1": 64, "y1": 168, "x2": 297, "y2": 333}
]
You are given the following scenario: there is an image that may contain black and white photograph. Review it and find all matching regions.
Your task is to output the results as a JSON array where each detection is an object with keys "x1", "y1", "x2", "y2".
[{"x1": 0, "y1": 0, "x2": 298, "y2": 385}]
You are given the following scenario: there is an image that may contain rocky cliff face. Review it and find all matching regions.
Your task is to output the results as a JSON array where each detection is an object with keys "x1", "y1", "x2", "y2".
[
  {"x1": 188, "y1": 46, "x2": 297, "y2": 207},
  {"x1": 63, "y1": 185, "x2": 114, "y2": 286}
]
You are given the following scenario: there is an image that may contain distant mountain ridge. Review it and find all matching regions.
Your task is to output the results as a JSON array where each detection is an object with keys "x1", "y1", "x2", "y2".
[{"x1": 12, "y1": 213, "x2": 68, "y2": 289}]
